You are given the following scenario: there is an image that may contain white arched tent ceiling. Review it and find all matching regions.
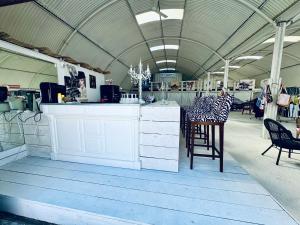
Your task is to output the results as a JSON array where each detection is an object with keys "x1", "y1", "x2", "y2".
[{"x1": 0, "y1": 0, "x2": 300, "y2": 89}]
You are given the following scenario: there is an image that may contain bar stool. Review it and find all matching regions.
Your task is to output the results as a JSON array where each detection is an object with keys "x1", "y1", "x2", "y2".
[
  {"x1": 186, "y1": 94, "x2": 233, "y2": 172},
  {"x1": 184, "y1": 96, "x2": 213, "y2": 151},
  {"x1": 180, "y1": 96, "x2": 203, "y2": 137}
]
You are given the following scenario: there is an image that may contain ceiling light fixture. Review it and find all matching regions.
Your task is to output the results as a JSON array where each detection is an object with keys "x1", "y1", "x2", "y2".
[
  {"x1": 221, "y1": 65, "x2": 241, "y2": 69},
  {"x1": 136, "y1": 9, "x2": 184, "y2": 25},
  {"x1": 211, "y1": 72, "x2": 225, "y2": 75},
  {"x1": 150, "y1": 45, "x2": 179, "y2": 52},
  {"x1": 263, "y1": 36, "x2": 300, "y2": 44},
  {"x1": 156, "y1": 60, "x2": 176, "y2": 64},
  {"x1": 235, "y1": 56, "x2": 263, "y2": 61},
  {"x1": 159, "y1": 68, "x2": 176, "y2": 71}
]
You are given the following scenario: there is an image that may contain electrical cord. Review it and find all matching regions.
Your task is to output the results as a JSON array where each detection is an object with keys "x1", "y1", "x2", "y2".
[
  {"x1": 3, "y1": 111, "x2": 23, "y2": 123},
  {"x1": 17, "y1": 111, "x2": 42, "y2": 123}
]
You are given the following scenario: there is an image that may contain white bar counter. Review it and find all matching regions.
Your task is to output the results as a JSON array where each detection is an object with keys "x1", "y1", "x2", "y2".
[{"x1": 41, "y1": 101, "x2": 180, "y2": 172}]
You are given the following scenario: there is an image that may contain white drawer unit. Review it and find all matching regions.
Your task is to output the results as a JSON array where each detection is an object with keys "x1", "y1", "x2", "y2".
[
  {"x1": 140, "y1": 145, "x2": 179, "y2": 160},
  {"x1": 140, "y1": 157, "x2": 179, "y2": 172},
  {"x1": 140, "y1": 121, "x2": 180, "y2": 135},
  {"x1": 140, "y1": 101, "x2": 180, "y2": 172},
  {"x1": 140, "y1": 133, "x2": 179, "y2": 148},
  {"x1": 140, "y1": 101, "x2": 180, "y2": 122}
]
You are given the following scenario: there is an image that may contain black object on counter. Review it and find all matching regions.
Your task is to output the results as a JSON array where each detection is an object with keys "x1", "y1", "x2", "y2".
[
  {"x1": 0, "y1": 86, "x2": 8, "y2": 102},
  {"x1": 40, "y1": 82, "x2": 66, "y2": 103},
  {"x1": 100, "y1": 85, "x2": 120, "y2": 103}
]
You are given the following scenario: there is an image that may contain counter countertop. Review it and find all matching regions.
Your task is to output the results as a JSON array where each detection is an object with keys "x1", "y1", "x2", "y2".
[
  {"x1": 41, "y1": 103, "x2": 140, "y2": 107},
  {"x1": 41, "y1": 101, "x2": 179, "y2": 108},
  {"x1": 142, "y1": 101, "x2": 179, "y2": 108}
]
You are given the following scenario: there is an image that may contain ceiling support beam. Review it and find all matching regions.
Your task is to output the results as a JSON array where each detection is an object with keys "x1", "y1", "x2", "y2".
[
  {"x1": 206, "y1": 72, "x2": 211, "y2": 93},
  {"x1": 233, "y1": 0, "x2": 276, "y2": 28},
  {"x1": 200, "y1": 1, "x2": 299, "y2": 78},
  {"x1": 223, "y1": 59, "x2": 230, "y2": 90},
  {"x1": 196, "y1": 0, "x2": 270, "y2": 78},
  {"x1": 0, "y1": 0, "x2": 32, "y2": 7},
  {"x1": 262, "y1": 22, "x2": 287, "y2": 138}
]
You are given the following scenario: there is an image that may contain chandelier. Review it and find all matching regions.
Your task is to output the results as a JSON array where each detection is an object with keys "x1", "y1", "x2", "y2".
[{"x1": 128, "y1": 59, "x2": 151, "y2": 104}]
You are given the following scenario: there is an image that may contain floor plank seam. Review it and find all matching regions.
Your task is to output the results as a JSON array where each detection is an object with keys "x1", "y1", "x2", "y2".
[
  {"x1": 0, "y1": 169, "x2": 278, "y2": 211},
  {"x1": 2, "y1": 164, "x2": 270, "y2": 196},
  {"x1": 12, "y1": 160, "x2": 263, "y2": 187},
  {"x1": 0, "y1": 179, "x2": 265, "y2": 225}
]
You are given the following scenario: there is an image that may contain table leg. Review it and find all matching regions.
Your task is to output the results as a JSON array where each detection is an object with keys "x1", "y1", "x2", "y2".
[
  {"x1": 212, "y1": 125, "x2": 215, "y2": 160},
  {"x1": 219, "y1": 123, "x2": 224, "y2": 172},
  {"x1": 207, "y1": 125, "x2": 210, "y2": 150}
]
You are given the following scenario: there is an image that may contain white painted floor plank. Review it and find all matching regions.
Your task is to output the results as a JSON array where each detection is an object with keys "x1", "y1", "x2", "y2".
[
  {"x1": 1, "y1": 162, "x2": 280, "y2": 210},
  {"x1": 0, "y1": 181, "x2": 260, "y2": 225},
  {"x1": 19, "y1": 155, "x2": 252, "y2": 182},
  {"x1": 15, "y1": 157, "x2": 268, "y2": 195},
  {"x1": 0, "y1": 149, "x2": 297, "y2": 225}
]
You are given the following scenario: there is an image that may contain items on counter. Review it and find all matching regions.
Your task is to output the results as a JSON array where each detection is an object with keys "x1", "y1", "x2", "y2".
[
  {"x1": 40, "y1": 82, "x2": 66, "y2": 103},
  {"x1": 120, "y1": 94, "x2": 138, "y2": 104},
  {"x1": 100, "y1": 85, "x2": 121, "y2": 103}
]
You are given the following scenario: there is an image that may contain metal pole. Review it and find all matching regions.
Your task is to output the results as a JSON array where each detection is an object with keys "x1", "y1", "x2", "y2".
[
  {"x1": 262, "y1": 22, "x2": 287, "y2": 138},
  {"x1": 224, "y1": 59, "x2": 230, "y2": 90},
  {"x1": 206, "y1": 72, "x2": 211, "y2": 94}
]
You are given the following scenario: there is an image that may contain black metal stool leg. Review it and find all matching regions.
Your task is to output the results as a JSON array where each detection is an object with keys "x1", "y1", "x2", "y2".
[
  {"x1": 187, "y1": 119, "x2": 191, "y2": 157},
  {"x1": 190, "y1": 122, "x2": 195, "y2": 169},
  {"x1": 206, "y1": 125, "x2": 210, "y2": 150},
  {"x1": 212, "y1": 125, "x2": 215, "y2": 160}
]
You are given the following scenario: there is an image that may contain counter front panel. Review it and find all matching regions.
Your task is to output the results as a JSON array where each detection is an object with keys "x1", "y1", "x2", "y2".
[{"x1": 42, "y1": 104, "x2": 140, "y2": 169}]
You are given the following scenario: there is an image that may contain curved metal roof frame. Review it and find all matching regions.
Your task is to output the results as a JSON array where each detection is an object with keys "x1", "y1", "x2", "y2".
[
  {"x1": 142, "y1": 55, "x2": 207, "y2": 73},
  {"x1": 234, "y1": 0, "x2": 276, "y2": 28},
  {"x1": 58, "y1": 0, "x2": 120, "y2": 54},
  {"x1": 2, "y1": 0, "x2": 299, "y2": 87},
  {"x1": 53, "y1": 0, "x2": 277, "y2": 73},
  {"x1": 197, "y1": 1, "x2": 300, "y2": 78},
  {"x1": 105, "y1": 37, "x2": 226, "y2": 70},
  {"x1": 58, "y1": 0, "x2": 277, "y2": 56}
]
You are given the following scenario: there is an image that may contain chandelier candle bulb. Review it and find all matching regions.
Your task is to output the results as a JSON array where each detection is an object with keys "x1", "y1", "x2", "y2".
[{"x1": 128, "y1": 58, "x2": 152, "y2": 104}]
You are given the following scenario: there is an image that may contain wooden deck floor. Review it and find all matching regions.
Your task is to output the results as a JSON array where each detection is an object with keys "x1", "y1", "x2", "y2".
[{"x1": 0, "y1": 143, "x2": 298, "y2": 225}]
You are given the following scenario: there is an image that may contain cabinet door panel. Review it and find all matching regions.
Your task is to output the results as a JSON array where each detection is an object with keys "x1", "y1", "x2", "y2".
[
  {"x1": 56, "y1": 118, "x2": 81, "y2": 153},
  {"x1": 104, "y1": 120, "x2": 136, "y2": 161}
]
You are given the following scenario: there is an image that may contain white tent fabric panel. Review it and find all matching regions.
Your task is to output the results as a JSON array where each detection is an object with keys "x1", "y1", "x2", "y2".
[
  {"x1": 62, "y1": 33, "x2": 114, "y2": 68},
  {"x1": 79, "y1": 1, "x2": 144, "y2": 57},
  {"x1": 107, "y1": 61, "x2": 129, "y2": 86},
  {"x1": 36, "y1": 0, "x2": 109, "y2": 27},
  {"x1": 119, "y1": 45, "x2": 153, "y2": 67},
  {"x1": 0, "y1": 3, "x2": 73, "y2": 52},
  {"x1": 0, "y1": 50, "x2": 57, "y2": 89}
]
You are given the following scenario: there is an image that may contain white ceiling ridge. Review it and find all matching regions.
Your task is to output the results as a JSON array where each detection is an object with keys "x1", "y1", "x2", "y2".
[
  {"x1": 125, "y1": 0, "x2": 159, "y2": 71},
  {"x1": 105, "y1": 37, "x2": 225, "y2": 70}
]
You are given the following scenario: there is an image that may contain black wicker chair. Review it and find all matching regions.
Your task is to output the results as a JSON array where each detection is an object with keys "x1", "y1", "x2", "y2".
[{"x1": 262, "y1": 118, "x2": 300, "y2": 165}]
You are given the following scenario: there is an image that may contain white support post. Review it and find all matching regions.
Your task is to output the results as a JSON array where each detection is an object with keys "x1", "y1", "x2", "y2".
[
  {"x1": 224, "y1": 59, "x2": 230, "y2": 90},
  {"x1": 262, "y1": 22, "x2": 287, "y2": 138},
  {"x1": 206, "y1": 72, "x2": 211, "y2": 94}
]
